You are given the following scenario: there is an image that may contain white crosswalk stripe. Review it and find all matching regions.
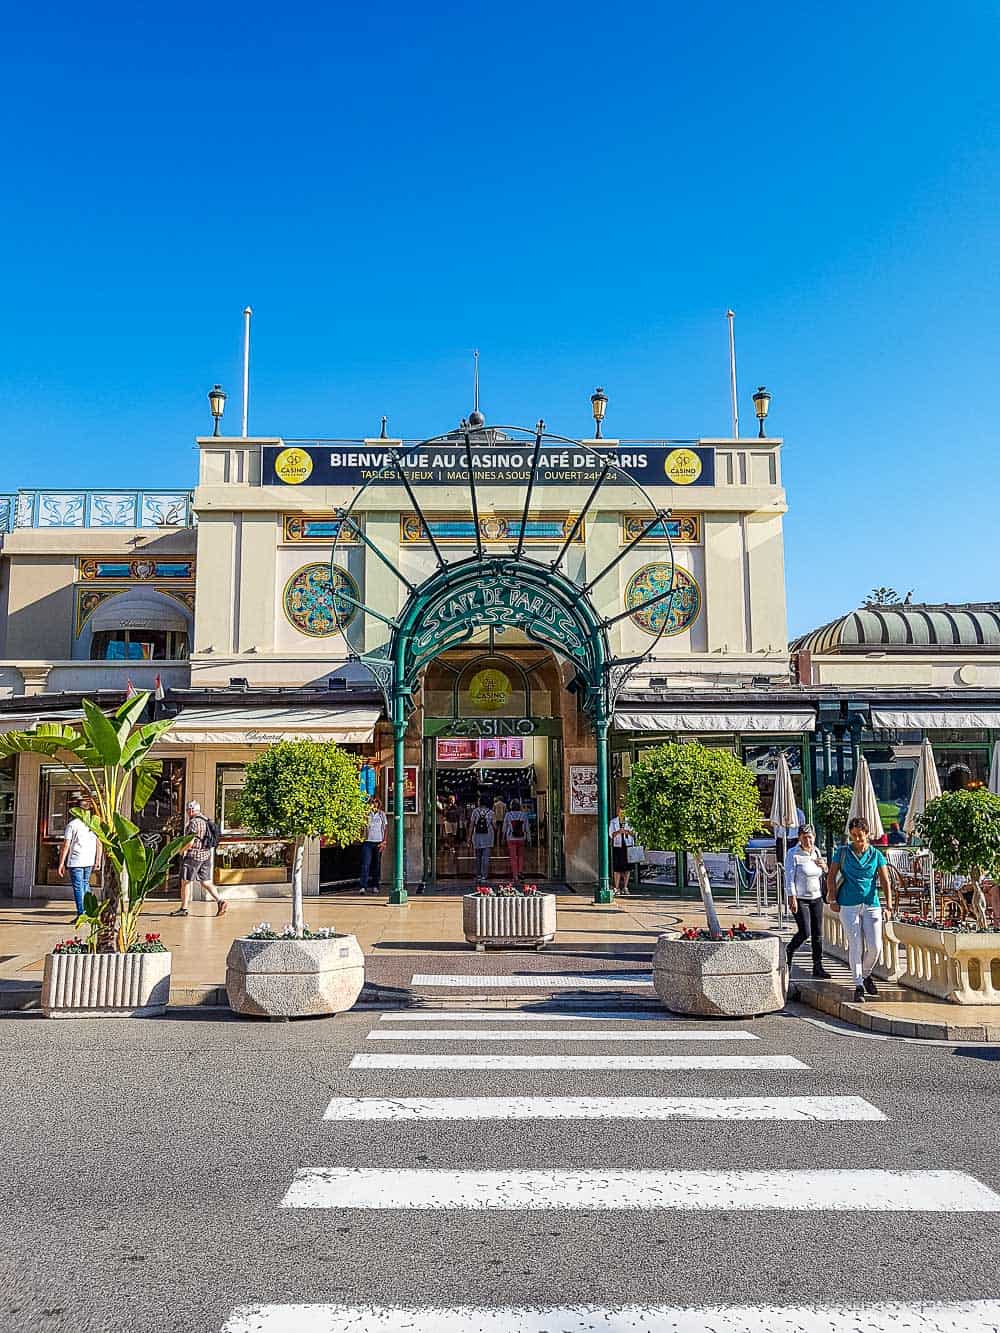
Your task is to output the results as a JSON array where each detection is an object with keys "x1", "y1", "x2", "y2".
[
  {"x1": 367, "y1": 1026, "x2": 759, "y2": 1041},
  {"x1": 281, "y1": 1166, "x2": 1000, "y2": 1211},
  {"x1": 410, "y1": 973, "x2": 654, "y2": 987},
  {"x1": 322, "y1": 1095, "x2": 886, "y2": 1121},
  {"x1": 222, "y1": 1005, "x2": 1000, "y2": 1330},
  {"x1": 223, "y1": 1300, "x2": 1000, "y2": 1332},
  {"x1": 350, "y1": 1052, "x2": 805, "y2": 1070}
]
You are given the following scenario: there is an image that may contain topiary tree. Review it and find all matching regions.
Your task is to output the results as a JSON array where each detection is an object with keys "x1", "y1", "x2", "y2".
[
  {"x1": 814, "y1": 785, "x2": 853, "y2": 855},
  {"x1": 234, "y1": 740, "x2": 369, "y2": 937},
  {"x1": 626, "y1": 742, "x2": 763, "y2": 936},
  {"x1": 917, "y1": 789, "x2": 1000, "y2": 929}
]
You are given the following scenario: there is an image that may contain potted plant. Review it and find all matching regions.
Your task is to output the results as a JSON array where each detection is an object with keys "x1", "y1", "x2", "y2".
[
  {"x1": 814, "y1": 785, "x2": 853, "y2": 859},
  {"x1": 463, "y1": 882, "x2": 556, "y2": 951},
  {"x1": 626, "y1": 742, "x2": 783, "y2": 1017},
  {"x1": 0, "y1": 693, "x2": 191, "y2": 1017},
  {"x1": 891, "y1": 789, "x2": 1000, "y2": 1004},
  {"x1": 225, "y1": 740, "x2": 369, "y2": 1018}
]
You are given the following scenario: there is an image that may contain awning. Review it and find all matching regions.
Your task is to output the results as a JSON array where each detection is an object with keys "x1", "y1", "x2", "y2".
[
  {"x1": 0, "y1": 710, "x2": 83, "y2": 734},
  {"x1": 871, "y1": 708, "x2": 1000, "y2": 731},
  {"x1": 614, "y1": 710, "x2": 816, "y2": 734},
  {"x1": 159, "y1": 705, "x2": 381, "y2": 746},
  {"x1": 91, "y1": 590, "x2": 189, "y2": 632}
]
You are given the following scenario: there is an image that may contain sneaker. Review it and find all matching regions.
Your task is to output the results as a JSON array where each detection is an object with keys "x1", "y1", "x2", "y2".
[
  {"x1": 812, "y1": 966, "x2": 832, "y2": 980},
  {"x1": 863, "y1": 975, "x2": 879, "y2": 996},
  {"x1": 359, "y1": 888, "x2": 367, "y2": 895},
  {"x1": 170, "y1": 908, "x2": 189, "y2": 917},
  {"x1": 853, "y1": 986, "x2": 866, "y2": 1003},
  {"x1": 216, "y1": 901, "x2": 228, "y2": 917}
]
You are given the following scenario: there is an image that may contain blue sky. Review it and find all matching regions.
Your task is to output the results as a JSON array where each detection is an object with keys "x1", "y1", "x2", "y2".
[{"x1": 2, "y1": 2, "x2": 998, "y2": 635}]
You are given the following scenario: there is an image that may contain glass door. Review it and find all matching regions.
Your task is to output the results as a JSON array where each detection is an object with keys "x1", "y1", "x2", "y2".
[{"x1": 132, "y1": 758, "x2": 187, "y2": 895}]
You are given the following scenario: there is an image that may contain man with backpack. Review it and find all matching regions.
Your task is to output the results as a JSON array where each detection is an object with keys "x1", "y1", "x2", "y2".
[
  {"x1": 502, "y1": 798, "x2": 530, "y2": 883},
  {"x1": 172, "y1": 799, "x2": 227, "y2": 917},
  {"x1": 468, "y1": 793, "x2": 496, "y2": 883}
]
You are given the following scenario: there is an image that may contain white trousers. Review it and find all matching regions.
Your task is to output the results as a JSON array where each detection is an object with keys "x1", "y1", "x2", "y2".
[{"x1": 839, "y1": 903, "x2": 883, "y2": 985}]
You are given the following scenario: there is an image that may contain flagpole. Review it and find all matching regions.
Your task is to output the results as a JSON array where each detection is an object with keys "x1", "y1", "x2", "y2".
[
  {"x1": 726, "y1": 309, "x2": 739, "y2": 439},
  {"x1": 241, "y1": 306, "x2": 252, "y2": 438}
]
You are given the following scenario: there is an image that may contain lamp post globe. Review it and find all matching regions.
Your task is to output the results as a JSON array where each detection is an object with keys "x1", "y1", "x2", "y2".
[
  {"x1": 208, "y1": 384, "x2": 227, "y2": 436},
  {"x1": 590, "y1": 386, "x2": 608, "y2": 440},
  {"x1": 752, "y1": 385, "x2": 771, "y2": 438}
]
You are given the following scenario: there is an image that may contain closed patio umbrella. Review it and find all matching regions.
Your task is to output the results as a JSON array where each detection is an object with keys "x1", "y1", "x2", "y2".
[
  {"x1": 770, "y1": 752, "x2": 798, "y2": 921},
  {"x1": 847, "y1": 755, "x2": 885, "y2": 842},
  {"x1": 903, "y1": 738, "x2": 942, "y2": 837},
  {"x1": 989, "y1": 742, "x2": 1000, "y2": 797}
]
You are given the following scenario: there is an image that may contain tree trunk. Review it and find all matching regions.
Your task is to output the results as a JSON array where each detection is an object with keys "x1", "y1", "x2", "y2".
[
  {"x1": 98, "y1": 866, "x2": 120, "y2": 954},
  {"x1": 291, "y1": 838, "x2": 305, "y2": 939},
  {"x1": 692, "y1": 850, "x2": 722, "y2": 937},
  {"x1": 970, "y1": 866, "x2": 989, "y2": 931}
]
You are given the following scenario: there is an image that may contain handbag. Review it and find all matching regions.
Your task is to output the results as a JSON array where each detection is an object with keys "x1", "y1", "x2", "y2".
[{"x1": 626, "y1": 844, "x2": 645, "y2": 864}]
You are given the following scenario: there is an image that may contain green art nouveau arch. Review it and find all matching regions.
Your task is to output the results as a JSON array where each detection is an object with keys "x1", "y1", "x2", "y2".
[{"x1": 329, "y1": 422, "x2": 678, "y2": 904}]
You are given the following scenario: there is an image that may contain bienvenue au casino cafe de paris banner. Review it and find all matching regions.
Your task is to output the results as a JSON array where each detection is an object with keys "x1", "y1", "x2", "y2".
[{"x1": 262, "y1": 443, "x2": 716, "y2": 488}]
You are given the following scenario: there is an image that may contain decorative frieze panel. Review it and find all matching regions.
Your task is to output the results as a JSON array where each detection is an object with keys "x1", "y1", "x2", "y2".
[
  {"x1": 78, "y1": 558, "x2": 195, "y2": 580},
  {"x1": 282, "y1": 562, "x2": 359, "y2": 637},
  {"x1": 282, "y1": 515, "x2": 358, "y2": 544},
  {"x1": 621, "y1": 513, "x2": 700, "y2": 544},
  {"x1": 400, "y1": 513, "x2": 582, "y2": 545}
]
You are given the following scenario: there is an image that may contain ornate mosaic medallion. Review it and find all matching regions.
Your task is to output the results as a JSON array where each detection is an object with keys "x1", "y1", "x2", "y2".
[
  {"x1": 624, "y1": 563, "x2": 701, "y2": 636},
  {"x1": 282, "y1": 563, "x2": 358, "y2": 637}
]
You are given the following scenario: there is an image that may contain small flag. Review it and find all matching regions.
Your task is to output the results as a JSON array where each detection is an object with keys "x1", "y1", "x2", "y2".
[
  {"x1": 125, "y1": 679, "x2": 138, "y2": 699},
  {"x1": 154, "y1": 674, "x2": 165, "y2": 701}
]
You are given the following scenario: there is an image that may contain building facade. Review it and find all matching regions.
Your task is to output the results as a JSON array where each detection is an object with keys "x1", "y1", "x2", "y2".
[{"x1": 0, "y1": 415, "x2": 794, "y2": 901}]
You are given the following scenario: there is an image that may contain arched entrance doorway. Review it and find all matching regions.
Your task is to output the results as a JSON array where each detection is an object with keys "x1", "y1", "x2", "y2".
[{"x1": 330, "y1": 421, "x2": 677, "y2": 903}]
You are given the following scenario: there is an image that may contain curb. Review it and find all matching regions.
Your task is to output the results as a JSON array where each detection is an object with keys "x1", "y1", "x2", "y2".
[{"x1": 793, "y1": 978, "x2": 1000, "y2": 1042}]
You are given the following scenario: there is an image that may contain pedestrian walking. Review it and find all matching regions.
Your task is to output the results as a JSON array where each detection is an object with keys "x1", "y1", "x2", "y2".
[
  {"x1": 468, "y1": 794, "x2": 496, "y2": 882},
  {"x1": 172, "y1": 800, "x2": 227, "y2": 917},
  {"x1": 58, "y1": 792, "x2": 100, "y2": 918},
  {"x1": 359, "y1": 796, "x2": 388, "y2": 895},
  {"x1": 827, "y1": 816, "x2": 892, "y2": 1003},
  {"x1": 502, "y1": 798, "x2": 529, "y2": 883},
  {"x1": 609, "y1": 803, "x2": 635, "y2": 895},
  {"x1": 784, "y1": 824, "x2": 831, "y2": 979}
]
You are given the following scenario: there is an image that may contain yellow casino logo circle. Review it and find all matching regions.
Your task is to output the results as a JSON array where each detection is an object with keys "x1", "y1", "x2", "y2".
[
  {"x1": 273, "y1": 447, "x2": 314, "y2": 484},
  {"x1": 468, "y1": 668, "x2": 510, "y2": 711},
  {"x1": 664, "y1": 448, "x2": 702, "y2": 485}
]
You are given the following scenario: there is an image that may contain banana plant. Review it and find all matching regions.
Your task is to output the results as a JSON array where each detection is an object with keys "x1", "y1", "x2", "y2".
[{"x1": 0, "y1": 692, "x2": 191, "y2": 952}]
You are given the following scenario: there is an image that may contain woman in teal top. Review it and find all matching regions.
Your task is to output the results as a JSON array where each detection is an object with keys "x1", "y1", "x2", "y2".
[{"x1": 827, "y1": 817, "x2": 892, "y2": 1004}]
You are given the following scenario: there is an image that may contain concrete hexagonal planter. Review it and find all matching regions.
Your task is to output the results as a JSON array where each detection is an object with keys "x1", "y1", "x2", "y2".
[
  {"x1": 42, "y1": 951, "x2": 172, "y2": 1018},
  {"x1": 463, "y1": 893, "x2": 557, "y2": 951},
  {"x1": 226, "y1": 935, "x2": 365, "y2": 1019},
  {"x1": 653, "y1": 933, "x2": 787, "y2": 1017}
]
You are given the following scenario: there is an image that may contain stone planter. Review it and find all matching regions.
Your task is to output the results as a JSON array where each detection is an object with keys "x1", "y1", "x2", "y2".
[
  {"x1": 894, "y1": 921, "x2": 1000, "y2": 1004},
  {"x1": 822, "y1": 906, "x2": 904, "y2": 982},
  {"x1": 653, "y1": 933, "x2": 786, "y2": 1017},
  {"x1": 42, "y1": 951, "x2": 172, "y2": 1018},
  {"x1": 226, "y1": 935, "x2": 365, "y2": 1018},
  {"x1": 463, "y1": 893, "x2": 557, "y2": 951}
]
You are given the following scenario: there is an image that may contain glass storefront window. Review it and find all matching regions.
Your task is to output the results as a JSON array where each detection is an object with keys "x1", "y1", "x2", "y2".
[
  {"x1": 935, "y1": 747, "x2": 990, "y2": 793},
  {"x1": 742, "y1": 742, "x2": 804, "y2": 825},
  {"x1": 214, "y1": 764, "x2": 290, "y2": 883},
  {"x1": 90, "y1": 629, "x2": 189, "y2": 660},
  {"x1": 863, "y1": 744, "x2": 917, "y2": 829},
  {"x1": 36, "y1": 767, "x2": 105, "y2": 889}
]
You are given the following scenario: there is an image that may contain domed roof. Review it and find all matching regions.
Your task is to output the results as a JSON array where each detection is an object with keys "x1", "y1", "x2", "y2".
[{"x1": 792, "y1": 602, "x2": 1000, "y2": 654}]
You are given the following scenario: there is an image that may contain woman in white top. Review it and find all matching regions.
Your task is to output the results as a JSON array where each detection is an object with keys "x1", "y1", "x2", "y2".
[
  {"x1": 784, "y1": 823, "x2": 830, "y2": 978},
  {"x1": 608, "y1": 803, "x2": 635, "y2": 896}
]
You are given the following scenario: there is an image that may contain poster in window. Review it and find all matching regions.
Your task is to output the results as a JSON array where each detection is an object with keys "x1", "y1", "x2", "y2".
[
  {"x1": 478, "y1": 737, "x2": 524, "y2": 762},
  {"x1": 569, "y1": 764, "x2": 599, "y2": 815},
  {"x1": 385, "y1": 765, "x2": 419, "y2": 815},
  {"x1": 436, "y1": 739, "x2": 478, "y2": 763}
]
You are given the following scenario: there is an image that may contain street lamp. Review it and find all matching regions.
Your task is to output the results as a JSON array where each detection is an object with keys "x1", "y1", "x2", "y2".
[
  {"x1": 590, "y1": 386, "x2": 608, "y2": 439},
  {"x1": 208, "y1": 384, "x2": 227, "y2": 437},
  {"x1": 752, "y1": 385, "x2": 771, "y2": 438}
]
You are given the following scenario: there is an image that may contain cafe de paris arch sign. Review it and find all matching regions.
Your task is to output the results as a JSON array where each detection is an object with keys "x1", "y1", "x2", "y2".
[{"x1": 327, "y1": 420, "x2": 677, "y2": 903}]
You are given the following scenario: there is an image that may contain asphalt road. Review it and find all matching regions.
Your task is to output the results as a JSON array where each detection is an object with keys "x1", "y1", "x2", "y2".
[{"x1": 2, "y1": 1004, "x2": 999, "y2": 1333}]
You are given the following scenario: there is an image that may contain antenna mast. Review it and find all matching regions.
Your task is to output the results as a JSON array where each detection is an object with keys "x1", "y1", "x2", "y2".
[{"x1": 726, "y1": 309, "x2": 739, "y2": 439}]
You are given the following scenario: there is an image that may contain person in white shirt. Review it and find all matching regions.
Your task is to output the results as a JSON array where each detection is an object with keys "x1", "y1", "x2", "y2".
[
  {"x1": 58, "y1": 792, "x2": 101, "y2": 919},
  {"x1": 608, "y1": 804, "x2": 635, "y2": 896},
  {"x1": 359, "y1": 797, "x2": 388, "y2": 895},
  {"x1": 784, "y1": 823, "x2": 831, "y2": 978}
]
